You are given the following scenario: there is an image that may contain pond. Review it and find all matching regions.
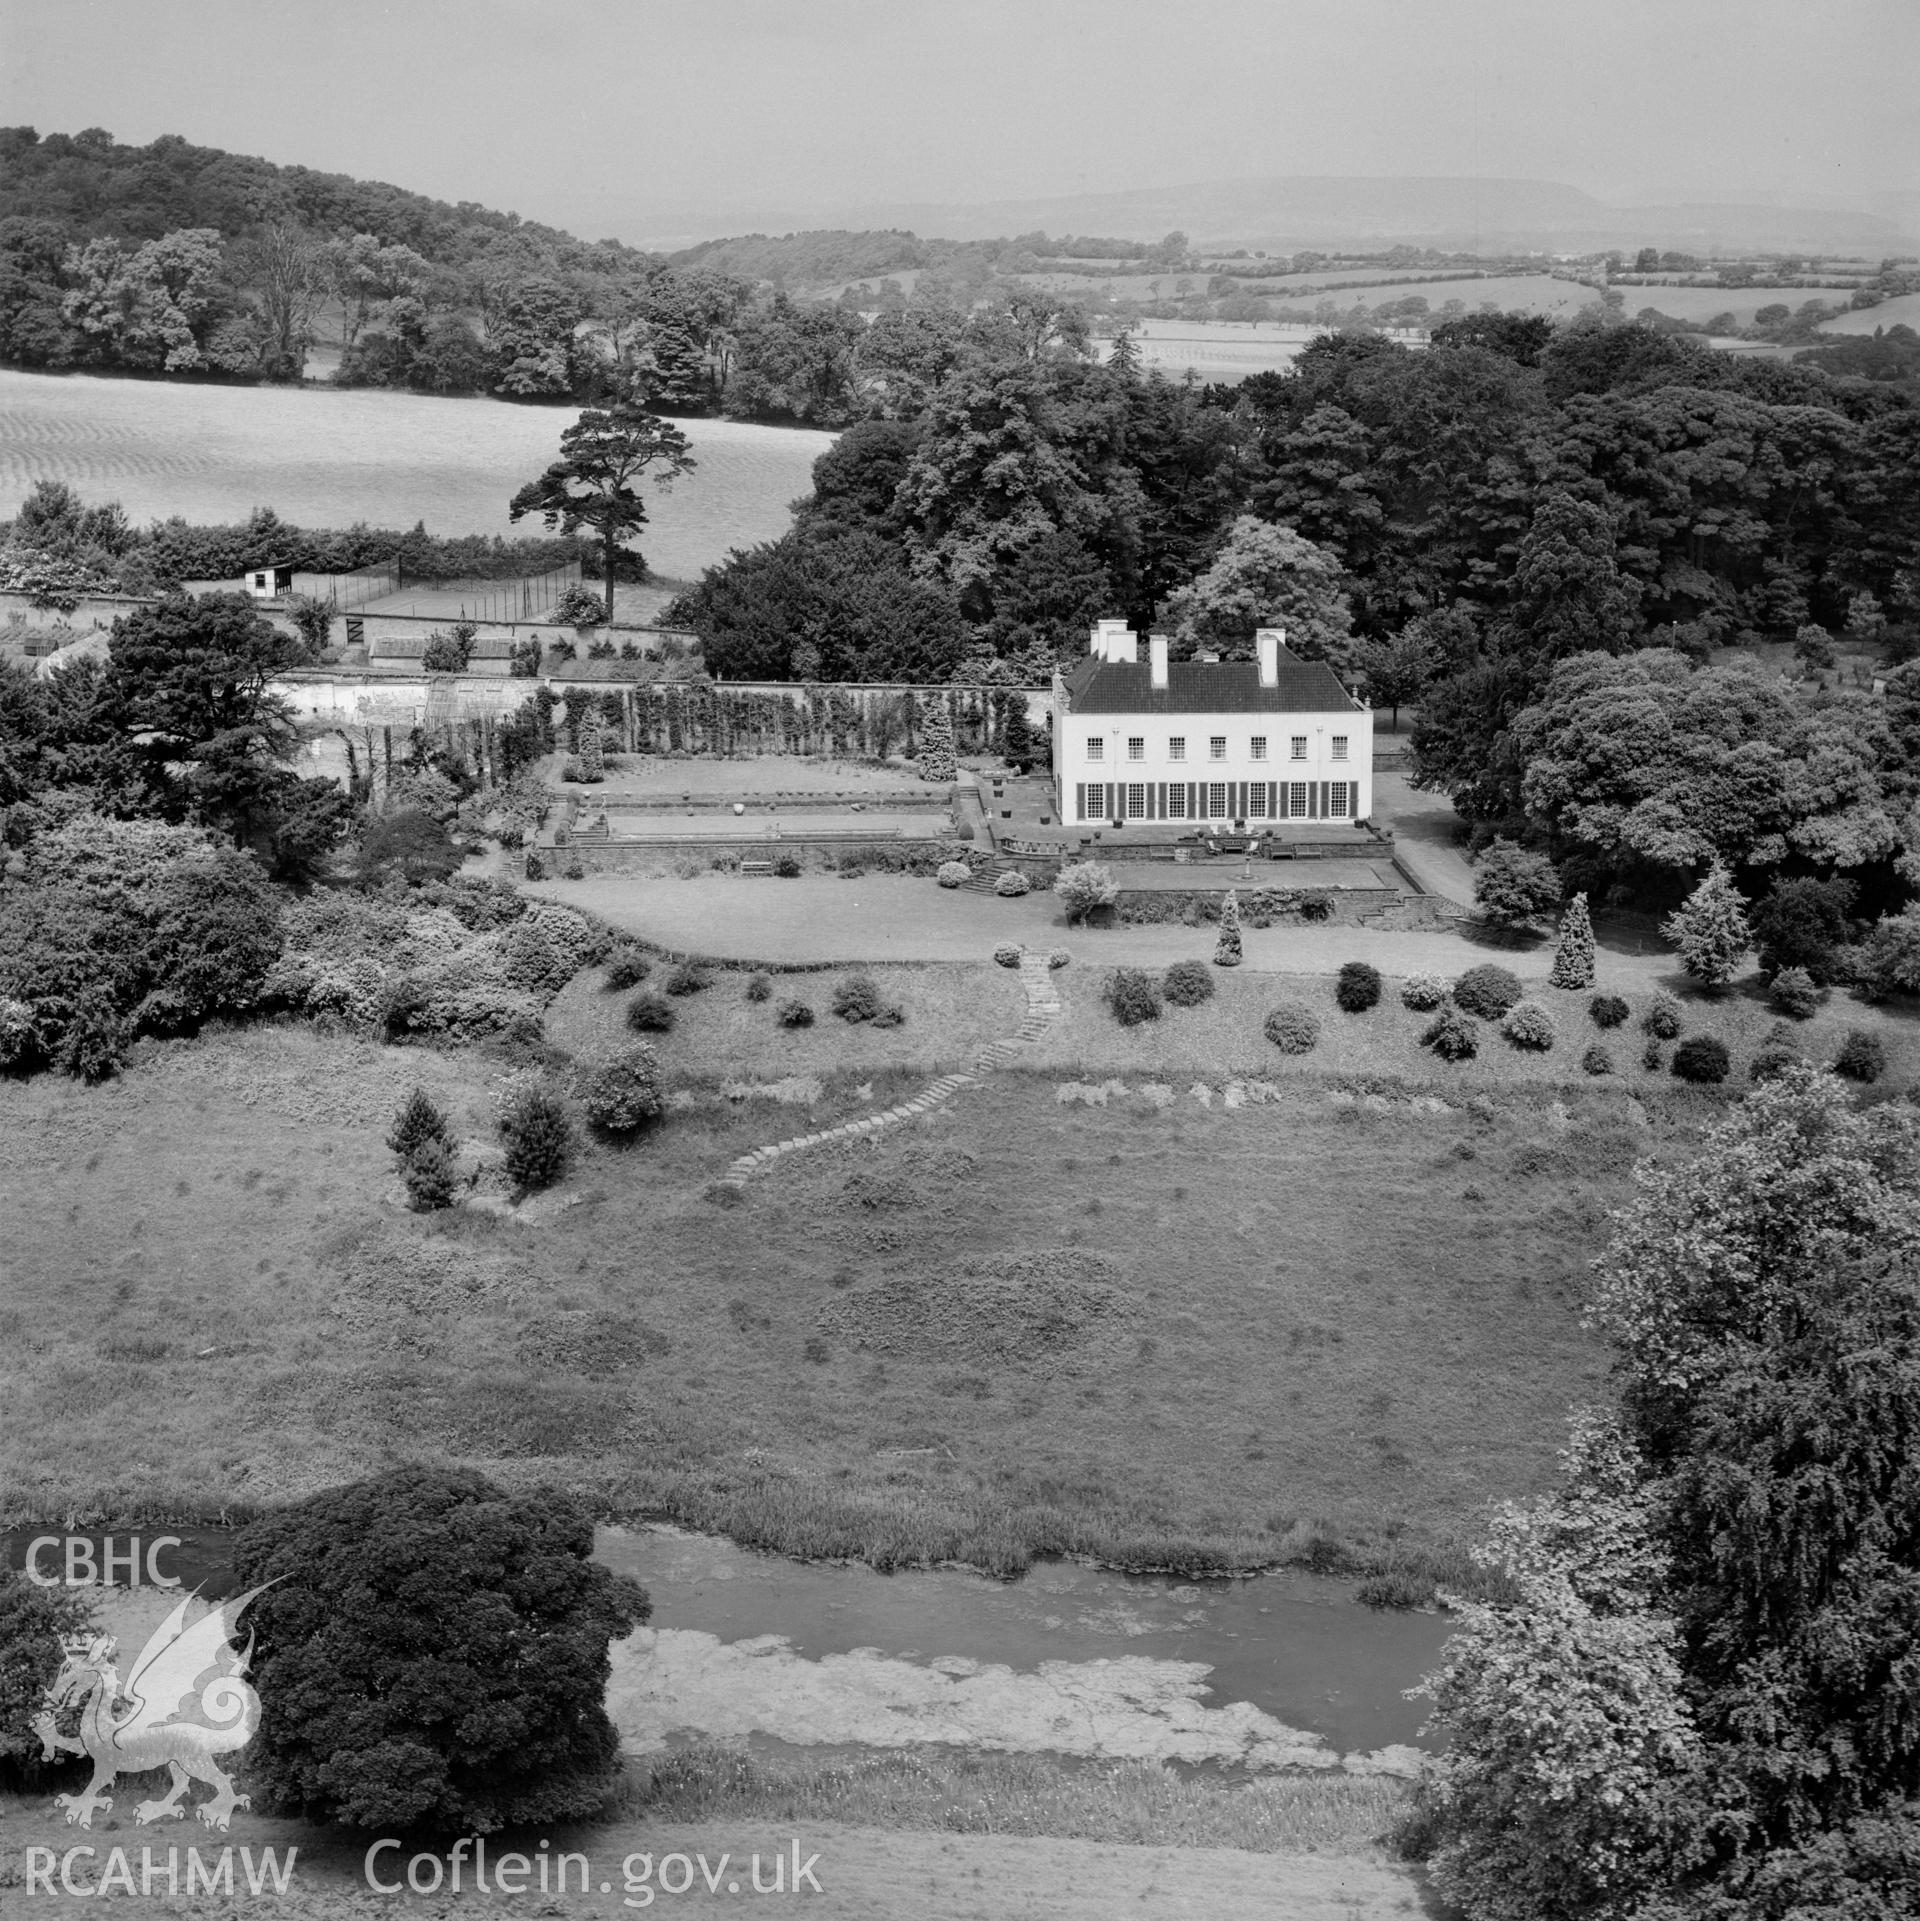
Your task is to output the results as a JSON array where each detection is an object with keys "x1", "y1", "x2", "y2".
[
  {"x1": 0, "y1": 370, "x2": 828, "y2": 582},
  {"x1": 5, "y1": 1524, "x2": 1450, "y2": 1777},
  {"x1": 601, "y1": 1527, "x2": 1447, "y2": 1775}
]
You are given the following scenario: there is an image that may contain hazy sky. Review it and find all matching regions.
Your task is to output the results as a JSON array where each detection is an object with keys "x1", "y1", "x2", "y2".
[{"x1": 2, "y1": 0, "x2": 1913, "y2": 237}]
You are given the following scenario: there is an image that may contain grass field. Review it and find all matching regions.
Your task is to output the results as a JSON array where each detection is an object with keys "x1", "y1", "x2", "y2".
[
  {"x1": 0, "y1": 369, "x2": 826, "y2": 580},
  {"x1": 0, "y1": 978, "x2": 1682, "y2": 1592}
]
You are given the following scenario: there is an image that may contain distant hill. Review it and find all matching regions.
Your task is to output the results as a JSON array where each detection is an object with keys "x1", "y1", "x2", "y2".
[
  {"x1": 845, "y1": 177, "x2": 1919, "y2": 258},
  {"x1": 578, "y1": 175, "x2": 1920, "y2": 261},
  {"x1": 0, "y1": 126, "x2": 655, "y2": 278}
]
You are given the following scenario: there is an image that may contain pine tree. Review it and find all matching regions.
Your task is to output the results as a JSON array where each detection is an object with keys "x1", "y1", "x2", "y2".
[
  {"x1": 1549, "y1": 892, "x2": 1596, "y2": 990},
  {"x1": 386, "y1": 1088, "x2": 453, "y2": 1163},
  {"x1": 1662, "y1": 865, "x2": 1751, "y2": 989},
  {"x1": 1214, "y1": 890, "x2": 1244, "y2": 968},
  {"x1": 919, "y1": 698, "x2": 957, "y2": 782}
]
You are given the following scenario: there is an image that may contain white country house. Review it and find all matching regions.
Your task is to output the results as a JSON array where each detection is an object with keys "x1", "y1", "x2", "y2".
[{"x1": 1051, "y1": 620, "x2": 1373, "y2": 831}]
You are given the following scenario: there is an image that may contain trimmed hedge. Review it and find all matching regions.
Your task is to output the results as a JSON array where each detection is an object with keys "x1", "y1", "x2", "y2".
[
  {"x1": 1581, "y1": 1043, "x2": 1614, "y2": 1076},
  {"x1": 1589, "y1": 993, "x2": 1629, "y2": 1029},
  {"x1": 1401, "y1": 971, "x2": 1449, "y2": 1011},
  {"x1": 776, "y1": 999, "x2": 815, "y2": 1029}
]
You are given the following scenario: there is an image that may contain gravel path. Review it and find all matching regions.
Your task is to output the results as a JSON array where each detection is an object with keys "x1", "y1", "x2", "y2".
[{"x1": 721, "y1": 953, "x2": 1064, "y2": 1185}]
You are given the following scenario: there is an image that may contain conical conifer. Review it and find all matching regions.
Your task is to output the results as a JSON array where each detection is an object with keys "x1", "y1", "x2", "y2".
[{"x1": 1550, "y1": 892, "x2": 1596, "y2": 990}]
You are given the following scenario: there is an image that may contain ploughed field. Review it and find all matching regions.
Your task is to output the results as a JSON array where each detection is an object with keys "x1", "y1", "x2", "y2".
[
  {"x1": 0, "y1": 957, "x2": 1727, "y2": 1589},
  {"x1": 0, "y1": 369, "x2": 829, "y2": 582}
]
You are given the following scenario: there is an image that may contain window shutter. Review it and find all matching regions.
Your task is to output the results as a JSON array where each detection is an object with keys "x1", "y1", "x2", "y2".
[
  {"x1": 1074, "y1": 783, "x2": 1085, "y2": 822},
  {"x1": 1321, "y1": 781, "x2": 1331, "y2": 819},
  {"x1": 1308, "y1": 782, "x2": 1318, "y2": 820},
  {"x1": 1267, "y1": 782, "x2": 1276, "y2": 818}
]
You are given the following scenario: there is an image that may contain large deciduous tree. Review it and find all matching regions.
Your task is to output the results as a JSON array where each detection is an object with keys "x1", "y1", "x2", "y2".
[
  {"x1": 1159, "y1": 515, "x2": 1355, "y2": 669},
  {"x1": 510, "y1": 403, "x2": 695, "y2": 613},
  {"x1": 1415, "y1": 1070, "x2": 1920, "y2": 1917}
]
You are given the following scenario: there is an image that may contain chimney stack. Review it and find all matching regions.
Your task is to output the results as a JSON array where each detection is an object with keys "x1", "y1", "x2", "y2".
[
  {"x1": 1149, "y1": 633, "x2": 1169, "y2": 690},
  {"x1": 1256, "y1": 628, "x2": 1283, "y2": 688},
  {"x1": 1091, "y1": 617, "x2": 1136, "y2": 663}
]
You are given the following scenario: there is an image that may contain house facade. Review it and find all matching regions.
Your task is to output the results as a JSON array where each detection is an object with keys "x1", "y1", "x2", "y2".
[{"x1": 1050, "y1": 620, "x2": 1373, "y2": 830}]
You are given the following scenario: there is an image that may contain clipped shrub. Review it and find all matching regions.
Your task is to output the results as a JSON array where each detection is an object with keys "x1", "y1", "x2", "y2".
[
  {"x1": 777, "y1": 999, "x2": 815, "y2": 1029},
  {"x1": 993, "y1": 942, "x2": 1023, "y2": 968},
  {"x1": 772, "y1": 853, "x2": 802, "y2": 879},
  {"x1": 1581, "y1": 1042, "x2": 1614, "y2": 1077},
  {"x1": 1162, "y1": 958, "x2": 1216, "y2": 1007},
  {"x1": 1642, "y1": 1038, "x2": 1665, "y2": 1072},
  {"x1": 936, "y1": 861, "x2": 972, "y2": 889},
  {"x1": 1671, "y1": 1035, "x2": 1731, "y2": 1084},
  {"x1": 1749, "y1": 1040, "x2": 1799, "y2": 1083},
  {"x1": 499, "y1": 1083, "x2": 575, "y2": 1191},
  {"x1": 1105, "y1": 967, "x2": 1163, "y2": 1027},
  {"x1": 1500, "y1": 999, "x2": 1558, "y2": 1051},
  {"x1": 1833, "y1": 1028, "x2": 1886, "y2": 1083},
  {"x1": 1421, "y1": 1008, "x2": 1479, "y2": 1061},
  {"x1": 1453, "y1": 964, "x2": 1524, "y2": 1021},
  {"x1": 1264, "y1": 1001, "x2": 1320, "y2": 1054},
  {"x1": 1336, "y1": 961, "x2": 1382, "y2": 1013},
  {"x1": 743, "y1": 973, "x2": 772, "y2": 1002},
  {"x1": 994, "y1": 869, "x2": 1030, "y2": 897},
  {"x1": 1641, "y1": 991, "x2": 1683, "y2": 1040},
  {"x1": 604, "y1": 945, "x2": 651, "y2": 990},
  {"x1": 581, "y1": 1045, "x2": 663, "y2": 1133},
  {"x1": 1589, "y1": 993, "x2": 1629, "y2": 1029},
  {"x1": 626, "y1": 992, "x2": 675, "y2": 1033},
  {"x1": 832, "y1": 974, "x2": 886, "y2": 1023},
  {"x1": 663, "y1": 961, "x2": 711, "y2": 996},
  {"x1": 1298, "y1": 890, "x2": 1334, "y2": 923},
  {"x1": 869, "y1": 1004, "x2": 905, "y2": 1028},
  {"x1": 400, "y1": 1138, "x2": 459, "y2": 1211},
  {"x1": 523, "y1": 850, "x2": 546, "y2": 881},
  {"x1": 1767, "y1": 966, "x2": 1820, "y2": 1020},
  {"x1": 387, "y1": 1087, "x2": 454, "y2": 1162},
  {"x1": 1400, "y1": 971, "x2": 1449, "y2": 1011},
  {"x1": 1049, "y1": 951, "x2": 1071, "y2": 969}
]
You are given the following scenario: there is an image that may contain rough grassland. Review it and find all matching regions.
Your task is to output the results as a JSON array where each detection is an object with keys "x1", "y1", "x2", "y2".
[
  {"x1": 0, "y1": 970, "x2": 1702, "y2": 1588},
  {"x1": 0, "y1": 1778, "x2": 1428, "y2": 1918}
]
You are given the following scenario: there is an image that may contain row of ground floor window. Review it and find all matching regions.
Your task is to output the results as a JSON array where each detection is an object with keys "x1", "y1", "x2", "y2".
[{"x1": 1067, "y1": 779, "x2": 1363, "y2": 826}]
